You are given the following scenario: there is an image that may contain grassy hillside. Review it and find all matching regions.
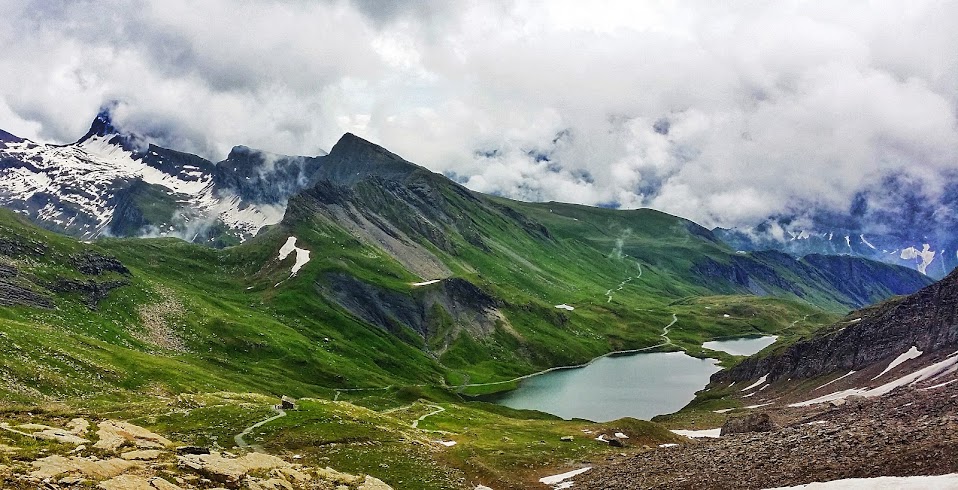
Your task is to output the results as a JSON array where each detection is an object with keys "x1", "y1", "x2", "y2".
[{"x1": 0, "y1": 134, "x2": 936, "y2": 488}]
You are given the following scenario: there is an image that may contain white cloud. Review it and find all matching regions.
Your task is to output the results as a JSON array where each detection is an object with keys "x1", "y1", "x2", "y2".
[{"x1": 1, "y1": 0, "x2": 957, "y2": 228}]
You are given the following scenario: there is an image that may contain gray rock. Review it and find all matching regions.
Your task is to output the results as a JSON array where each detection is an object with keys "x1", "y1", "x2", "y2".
[{"x1": 721, "y1": 413, "x2": 775, "y2": 436}]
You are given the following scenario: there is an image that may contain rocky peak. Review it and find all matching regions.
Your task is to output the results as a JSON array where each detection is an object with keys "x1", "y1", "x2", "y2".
[
  {"x1": 0, "y1": 129, "x2": 23, "y2": 144},
  {"x1": 213, "y1": 145, "x2": 326, "y2": 204},
  {"x1": 318, "y1": 133, "x2": 431, "y2": 187},
  {"x1": 75, "y1": 102, "x2": 148, "y2": 153}
]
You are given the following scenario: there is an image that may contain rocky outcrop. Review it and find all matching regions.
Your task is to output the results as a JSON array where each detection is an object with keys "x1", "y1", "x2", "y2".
[
  {"x1": 317, "y1": 274, "x2": 504, "y2": 347},
  {"x1": 212, "y1": 145, "x2": 325, "y2": 204},
  {"x1": 72, "y1": 252, "x2": 130, "y2": 276},
  {"x1": 720, "y1": 413, "x2": 775, "y2": 435},
  {"x1": 0, "y1": 278, "x2": 53, "y2": 308},
  {"x1": 49, "y1": 278, "x2": 128, "y2": 309}
]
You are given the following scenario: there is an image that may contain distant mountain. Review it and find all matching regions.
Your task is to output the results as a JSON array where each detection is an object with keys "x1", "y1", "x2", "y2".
[
  {"x1": 0, "y1": 106, "x2": 326, "y2": 245},
  {"x1": 714, "y1": 180, "x2": 958, "y2": 279}
]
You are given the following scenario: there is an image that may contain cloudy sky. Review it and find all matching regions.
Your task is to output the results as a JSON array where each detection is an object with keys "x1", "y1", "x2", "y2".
[{"x1": 2, "y1": 0, "x2": 957, "y2": 228}]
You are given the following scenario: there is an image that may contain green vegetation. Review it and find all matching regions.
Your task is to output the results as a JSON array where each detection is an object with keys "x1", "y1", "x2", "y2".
[{"x1": 0, "y1": 146, "x2": 927, "y2": 488}]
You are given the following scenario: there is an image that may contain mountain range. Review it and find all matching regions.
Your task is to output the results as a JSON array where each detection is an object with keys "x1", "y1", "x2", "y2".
[
  {"x1": 0, "y1": 108, "x2": 952, "y2": 489},
  {"x1": 714, "y1": 184, "x2": 958, "y2": 279}
]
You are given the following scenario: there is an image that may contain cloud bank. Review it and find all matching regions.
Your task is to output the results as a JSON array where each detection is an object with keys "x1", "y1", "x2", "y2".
[{"x1": 2, "y1": 0, "x2": 957, "y2": 228}]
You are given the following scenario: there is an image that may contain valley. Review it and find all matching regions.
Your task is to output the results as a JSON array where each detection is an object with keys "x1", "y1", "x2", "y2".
[{"x1": 0, "y1": 121, "x2": 952, "y2": 489}]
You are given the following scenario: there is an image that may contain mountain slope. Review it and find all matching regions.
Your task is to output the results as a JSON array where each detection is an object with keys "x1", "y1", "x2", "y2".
[
  {"x1": 704, "y1": 263, "x2": 958, "y2": 412},
  {"x1": 0, "y1": 107, "x2": 325, "y2": 244}
]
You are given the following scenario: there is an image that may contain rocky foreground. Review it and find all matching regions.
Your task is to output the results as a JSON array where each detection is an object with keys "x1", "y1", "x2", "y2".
[
  {"x1": 0, "y1": 415, "x2": 392, "y2": 490},
  {"x1": 576, "y1": 382, "x2": 958, "y2": 489}
]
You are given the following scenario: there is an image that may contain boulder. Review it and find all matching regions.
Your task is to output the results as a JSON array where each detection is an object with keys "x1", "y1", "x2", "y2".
[
  {"x1": 280, "y1": 396, "x2": 297, "y2": 410},
  {"x1": 175, "y1": 446, "x2": 210, "y2": 455},
  {"x1": 720, "y1": 413, "x2": 775, "y2": 436}
]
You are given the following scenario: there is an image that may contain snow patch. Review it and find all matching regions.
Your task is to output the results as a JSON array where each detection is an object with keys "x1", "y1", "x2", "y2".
[
  {"x1": 539, "y1": 467, "x2": 591, "y2": 486},
  {"x1": 814, "y1": 371, "x2": 856, "y2": 391},
  {"x1": 872, "y1": 346, "x2": 923, "y2": 380},
  {"x1": 789, "y1": 352, "x2": 958, "y2": 407},
  {"x1": 555, "y1": 304, "x2": 575, "y2": 311},
  {"x1": 277, "y1": 237, "x2": 310, "y2": 278},
  {"x1": 671, "y1": 428, "x2": 721, "y2": 438},
  {"x1": 900, "y1": 244, "x2": 936, "y2": 274},
  {"x1": 411, "y1": 279, "x2": 441, "y2": 287},
  {"x1": 436, "y1": 440, "x2": 457, "y2": 447},
  {"x1": 763, "y1": 473, "x2": 958, "y2": 489},
  {"x1": 859, "y1": 234, "x2": 877, "y2": 250},
  {"x1": 741, "y1": 374, "x2": 768, "y2": 392}
]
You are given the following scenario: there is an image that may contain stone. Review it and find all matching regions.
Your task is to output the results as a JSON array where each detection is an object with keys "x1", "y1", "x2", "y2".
[
  {"x1": 560, "y1": 436, "x2": 574, "y2": 442},
  {"x1": 67, "y1": 418, "x2": 91, "y2": 434},
  {"x1": 358, "y1": 475, "x2": 394, "y2": 490},
  {"x1": 608, "y1": 438, "x2": 625, "y2": 448},
  {"x1": 120, "y1": 449, "x2": 163, "y2": 461},
  {"x1": 98, "y1": 474, "x2": 183, "y2": 490},
  {"x1": 35, "y1": 428, "x2": 91, "y2": 445},
  {"x1": 94, "y1": 421, "x2": 174, "y2": 452},
  {"x1": 30, "y1": 455, "x2": 139, "y2": 479},
  {"x1": 175, "y1": 446, "x2": 210, "y2": 455},
  {"x1": 177, "y1": 452, "x2": 289, "y2": 486},
  {"x1": 721, "y1": 413, "x2": 776, "y2": 436},
  {"x1": 280, "y1": 396, "x2": 297, "y2": 410}
]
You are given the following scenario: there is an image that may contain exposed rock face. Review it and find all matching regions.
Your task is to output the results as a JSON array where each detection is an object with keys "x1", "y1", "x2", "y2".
[
  {"x1": 720, "y1": 413, "x2": 775, "y2": 436},
  {"x1": 714, "y1": 266, "x2": 958, "y2": 386},
  {"x1": 0, "y1": 109, "x2": 330, "y2": 244},
  {"x1": 212, "y1": 145, "x2": 325, "y2": 204},
  {"x1": 49, "y1": 278, "x2": 128, "y2": 309},
  {"x1": 93, "y1": 420, "x2": 174, "y2": 452},
  {"x1": 72, "y1": 252, "x2": 131, "y2": 276},
  {"x1": 317, "y1": 273, "x2": 505, "y2": 346},
  {"x1": 0, "y1": 278, "x2": 53, "y2": 308}
]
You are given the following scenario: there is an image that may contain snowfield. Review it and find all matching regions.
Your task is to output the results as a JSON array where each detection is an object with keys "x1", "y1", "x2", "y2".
[
  {"x1": 540, "y1": 467, "x2": 591, "y2": 487},
  {"x1": 789, "y1": 352, "x2": 958, "y2": 407},
  {"x1": 741, "y1": 374, "x2": 769, "y2": 392},
  {"x1": 411, "y1": 279, "x2": 442, "y2": 286},
  {"x1": 0, "y1": 132, "x2": 290, "y2": 240},
  {"x1": 671, "y1": 428, "x2": 722, "y2": 438},
  {"x1": 872, "y1": 346, "x2": 922, "y2": 380},
  {"x1": 764, "y1": 473, "x2": 958, "y2": 489}
]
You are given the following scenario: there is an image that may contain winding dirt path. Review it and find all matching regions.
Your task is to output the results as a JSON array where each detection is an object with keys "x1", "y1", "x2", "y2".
[
  {"x1": 605, "y1": 262, "x2": 643, "y2": 303},
  {"x1": 234, "y1": 405, "x2": 286, "y2": 452},
  {"x1": 411, "y1": 405, "x2": 445, "y2": 429}
]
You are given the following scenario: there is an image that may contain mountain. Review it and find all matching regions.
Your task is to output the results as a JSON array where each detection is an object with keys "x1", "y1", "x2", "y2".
[
  {"x1": 714, "y1": 180, "x2": 958, "y2": 279},
  {"x1": 0, "y1": 106, "x2": 326, "y2": 245},
  {"x1": 0, "y1": 125, "x2": 935, "y2": 398},
  {"x1": 0, "y1": 122, "x2": 947, "y2": 489},
  {"x1": 708, "y1": 263, "x2": 958, "y2": 408}
]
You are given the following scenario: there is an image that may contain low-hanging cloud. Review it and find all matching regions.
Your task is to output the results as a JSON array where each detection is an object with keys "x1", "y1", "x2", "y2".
[{"x1": 2, "y1": 0, "x2": 957, "y2": 229}]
